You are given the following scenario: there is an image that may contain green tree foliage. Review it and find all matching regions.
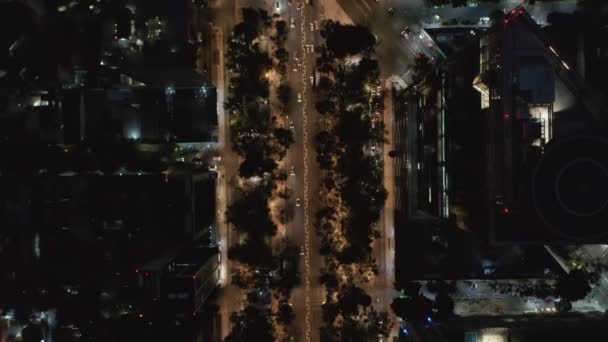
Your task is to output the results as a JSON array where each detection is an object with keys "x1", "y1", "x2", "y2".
[
  {"x1": 274, "y1": 47, "x2": 289, "y2": 65},
  {"x1": 390, "y1": 295, "x2": 433, "y2": 322},
  {"x1": 314, "y1": 130, "x2": 338, "y2": 170},
  {"x1": 272, "y1": 127, "x2": 294, "y2": 149},
  {"x1": 434, "y1": 292, "x2": 455, "y2": 321},
  {"x1": 233, "y1": 135, "x2": 278, "y2": 178},
  {"x1": 273, "y1": 20, "x2": 288, "y2": 45},
  {"x1": 555, "y1": 269, "x2": 592, "y2": 302},
  {"x1": 322, "y1": 21, "x2": 376, "y2": 58},
  {"x1": 225, "y1": 306, "x2": 274, "y2": 342},
  {"x1": 274, "y1": 239, "x2": 300, "y2": 294},
  {"x1": 555, "y1": 299, "x2": 573, "y2": 313},
  {"x1": 226, "y1": 186, "x2": 276, "y2": 236},
  {"x1": 228, "y1": 238, "x2": 275, "y2": 268},
  {"x1": 276, "y1": 301, "x2": 295, "y2": 325},
  {"x1": 277, "y1": 82, "x2": 291, "y2": 107},
  {"x1": 337, "y1": 284, "x2": 372, "y2": 316}
]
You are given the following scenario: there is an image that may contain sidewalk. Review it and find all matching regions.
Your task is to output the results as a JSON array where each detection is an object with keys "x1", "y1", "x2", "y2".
[{"x1": 322, "y1": 0, "x2": 354, "y2": 24}]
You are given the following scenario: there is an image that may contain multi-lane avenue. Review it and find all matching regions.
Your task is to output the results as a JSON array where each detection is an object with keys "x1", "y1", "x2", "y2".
[{"x1": 213, "y1": 0, "x2": 444, "y2": 341}]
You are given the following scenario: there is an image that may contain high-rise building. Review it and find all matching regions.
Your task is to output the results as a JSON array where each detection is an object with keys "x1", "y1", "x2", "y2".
[{"x1": 473, "y1": 7, "x2": 608, "y2": 244}]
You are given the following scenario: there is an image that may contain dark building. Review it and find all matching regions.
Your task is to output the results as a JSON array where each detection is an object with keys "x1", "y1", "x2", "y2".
[
  {"x1": 393, "y1": 36, "x2": 539, "y2": 281},
  {"x1": 393, "y1": 11, "x2": 608, "y2": 334},
  {"x1": 135, "y1": 244, "x2": 220, "y2": 342},
  {"x1": 393, "y1": 11, "x2": 598, "y2": 282},
  {"x1": 474, "y1": 8, "x2": 608, "y2": 244},
  {"x1": 0, "y1": 171, "x2": 218, "y2": 340},
  {"x1": 130, "y1": 0, "x2": 191, "y2": 45},
  {"x1": 139, "y1": 246, "x2": 220, "y2": 317},
  {"x1": 61, "y1": 77, "x2": 217, "y2": 144},
  {"x1": 0, "y1": 172, "x2": 217, "y2": 277}
]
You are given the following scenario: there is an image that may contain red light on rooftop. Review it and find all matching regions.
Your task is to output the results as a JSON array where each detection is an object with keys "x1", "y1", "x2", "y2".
[
  {"x1": 519, "y1": 10, "x2": 524, "y2": 15},
  {"x1": 504, "y1": 113, "x2": 510, "y2": 119},
  {"x1": 135, "y1": 269, "x2": 139, "y2": 273},
  {"x1": 145, "y1": 272, "x2": 149, "y2": 276},
  {"x1": 504, "y1": 19, "x2": 509, "y2": 24},
  {"x1": 503, "y1": 207, "x2": 510, "y2": 214}
]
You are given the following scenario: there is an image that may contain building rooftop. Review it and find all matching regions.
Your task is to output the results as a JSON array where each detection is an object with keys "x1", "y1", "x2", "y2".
[
  {"x1": 61, "y1": 85, "x2": 218, "y2": 143},
  {"x1": 477, "y1": 7, "x2": 608, "y2": 244},
  {"x1": 121, "y1": 67, "x2": 212, "y2": 88},
  {"x1": 169, "y1": 245, "x2": 219, "y2": 278}
]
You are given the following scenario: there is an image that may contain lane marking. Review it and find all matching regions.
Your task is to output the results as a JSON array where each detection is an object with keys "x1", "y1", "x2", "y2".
[{"x1": 299, "y1": 8, "x2": 313, "y2": 342}]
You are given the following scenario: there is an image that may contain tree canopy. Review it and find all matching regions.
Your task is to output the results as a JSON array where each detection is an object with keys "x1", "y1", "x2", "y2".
[
  {"x1": 226, "y1": 185, "x2": 276, "y2": 236},
  {"x1": 555, "y1": 269, "x2": 592, "y2": 302},
  {"x1": 322, "y1": 21, "x2": 376, "y2": 58}
]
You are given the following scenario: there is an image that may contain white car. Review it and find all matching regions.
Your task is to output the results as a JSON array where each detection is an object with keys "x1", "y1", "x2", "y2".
[
  {"x1": 290, "y1": 17, "x2": 295, "y2": 28},
  {"x1": 297, "y1": 92, "x2": 302, "y2": 103},
  {"x1": 309, "y1": 76, "x2": 314, "y2": 86},
  {"x1": 295, "y1": 198, "x2": 301, "y2": 207},
  {"x1": 290, "y1": 165, "x2": 296, "y2": 176},
  {"x1": 289, "y1": 121, "x2": 295, "y2": 130},
  {"x1": 310, "y1": 22, "x2": 314, "y2": 32},
  {"x1": 401, "y1": 26, "x2": 411, "y2": 39}
]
